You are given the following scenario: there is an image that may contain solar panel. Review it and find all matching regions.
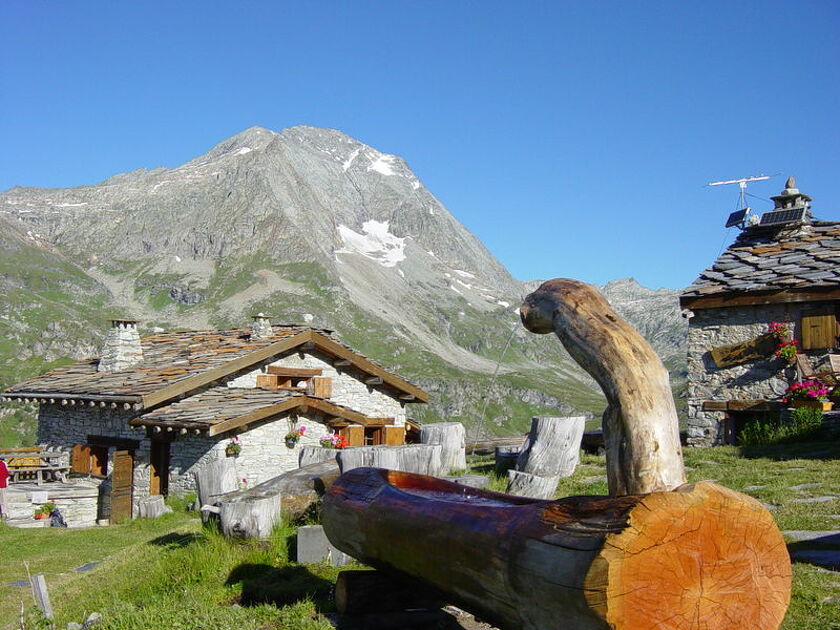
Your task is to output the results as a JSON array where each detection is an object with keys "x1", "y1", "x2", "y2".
[
  {"x1": 759, "y1": 207, "x2": 807, "y2": 226},
  {"x1": 725, "y1": 209, "x2": 748, "y2": 228}
]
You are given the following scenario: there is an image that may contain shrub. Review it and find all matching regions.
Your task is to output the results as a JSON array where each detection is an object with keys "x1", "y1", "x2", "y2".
[{"x1": 738, "y1": 408, "x2": 823, "y2": 446}]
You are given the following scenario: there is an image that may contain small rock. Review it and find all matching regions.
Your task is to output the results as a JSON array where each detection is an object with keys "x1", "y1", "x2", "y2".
[
  {"x1": 763, "y1": 504, "x2": 778, "y2": 511},
  {"x1": 743, "y1": 485, "x2": 767, "y2": 491},
  {"x1": 83, "y1": 612, "x2": 102, "y2": 629},
  {"x1": 823, "y1": 596, "x2": 840, "y2": 604},
  {"x1": 683, "y1": 466, "x2": 695, "y2": 472},
  {"x1": 782, "y1": 530, "x2": 840, "y2": 543},
  {"x1": 698, "y1": 460, "x2": 719, "y2": 466},
  {"x1": 789, "y1": 483, "x2": 823, "y2": 492},
  {"x1": 67, "y1": 623, "x2": 83, "y2": 630},
  {"x1": 791, "y1": 496, "x2": 837, "y2": 504}
]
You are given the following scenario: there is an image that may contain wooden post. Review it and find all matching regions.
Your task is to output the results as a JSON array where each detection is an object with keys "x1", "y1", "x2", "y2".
[
  {"x1": 298, "y1": 446, "x2": 338, "y2": 467},
  {"x1": 30, "y1": 574, "x2": 53, "y2": 620},
  {"x1": 419, "y1": 422, "x2": 466, "y2": 473},
  {"x1": 520, "y1": 278, "x2": 686, "y2": 495},
  {"x1": 323, "y1": 468, "x2": 791, "y2": 630}
]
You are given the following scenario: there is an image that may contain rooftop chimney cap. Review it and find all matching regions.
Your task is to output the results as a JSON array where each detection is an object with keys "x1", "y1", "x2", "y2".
[
  {"x1": 108, "y1": 318, "x2": 139, "y2": 326},
  {"x1": 250, "y1": 313, "x2": 274, "y2": 340},
  {"x1": 771, "y1": 174, "x2": 812, "y2": 209}
]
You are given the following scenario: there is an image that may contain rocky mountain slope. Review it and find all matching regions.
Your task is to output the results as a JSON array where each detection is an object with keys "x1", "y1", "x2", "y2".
[{"x1": 0, "y1": 125, "x2": 686, "y2": 444}]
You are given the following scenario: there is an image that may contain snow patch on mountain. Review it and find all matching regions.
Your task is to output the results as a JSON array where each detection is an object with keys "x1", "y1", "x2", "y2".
[
  {"x1": 336, "y1": 220, "x2": 406, "y2": 267},
  {"x1": 368, "y1": 154, "x2": 396, "y2": 176}
]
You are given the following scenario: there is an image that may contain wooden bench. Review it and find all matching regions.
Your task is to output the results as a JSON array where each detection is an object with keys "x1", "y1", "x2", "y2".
[{"x1": 2, "y1": 450, "x2": 69, "y2": 485}]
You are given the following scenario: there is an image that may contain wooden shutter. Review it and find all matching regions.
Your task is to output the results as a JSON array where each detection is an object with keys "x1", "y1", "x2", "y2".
[
  {"x1": 383, "y1": 426, "x2": 405, "y2": 446},
  {"x1": 342, "y1": 425, "x2": 364, "y2": 447},
  {"x1": 309, "y1": 377, "x2": 333, "y2": 399},
  {"x1": 70, "y1": 444, "x2": 92, "y2": 474},
  {"x1": 800, "y1": 308, "x2": 838, "y2": 350}
]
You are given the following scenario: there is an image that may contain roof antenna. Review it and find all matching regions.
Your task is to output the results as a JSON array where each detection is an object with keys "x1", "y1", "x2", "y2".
[{"x1": 706, "y1": 174, "x2": 777, "y2": 229}]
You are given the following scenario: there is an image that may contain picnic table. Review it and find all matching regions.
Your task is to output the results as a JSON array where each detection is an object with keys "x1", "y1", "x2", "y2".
[{"x1": 2, "y1": 450, "x2": 69, "y2": 485}]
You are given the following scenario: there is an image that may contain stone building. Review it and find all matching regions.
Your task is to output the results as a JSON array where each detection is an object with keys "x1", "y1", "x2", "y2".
[
  {"x1": 3, "y1": 315, "x2": 428, "y2": 521},
  {"x1": 680, "y1": 178, "x2": 839, "y2": 446}
]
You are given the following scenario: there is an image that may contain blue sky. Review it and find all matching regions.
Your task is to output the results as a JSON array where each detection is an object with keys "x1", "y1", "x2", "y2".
[{"x1": 1, "y1": 1, "x2": 838, "y2": 290}]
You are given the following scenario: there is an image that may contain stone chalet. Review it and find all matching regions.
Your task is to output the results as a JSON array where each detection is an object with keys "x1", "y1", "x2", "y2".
[
  {"x1": 3, "y1": 315, "x2": 428, "y2": 521},
  {"x1": 680, "y1": 178, "x2": 839, "y2": 446}
]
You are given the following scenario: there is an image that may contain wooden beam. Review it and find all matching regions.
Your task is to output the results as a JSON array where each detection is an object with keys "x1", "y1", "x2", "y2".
[
  {"x1": 310, "y1": 332, "x2": 429, "y2": 403},
  {"x1": 1, "y1": 392, "x2": 142, "y2": 405},
  {"x1": 334, "y1": 359, "x2": 352, "y2": 367},
  {"x1": 266, "y1": 366, "x2": 323, "y2": 377},
  {"x1": 399, "y1": 394, "x2": 415, "y2": 401},
  {"x1": 700, "y1": 400, "x2": 781, "y2": 412},
  {"x1": 365, "y1": 376, "x2": 383, "y2": 386},
  {"x1": 141, "y1": 330, "x2": 313, "y2": 409},
  {"x1": 204, "y1": 395, "x2": 395, "y2": 436},
  {"x1": 681, "y1": 286, "x2": 840, "y2": 310},
  {"x1": 207, "y1": 398, "x2": 302, "y2": 436}
]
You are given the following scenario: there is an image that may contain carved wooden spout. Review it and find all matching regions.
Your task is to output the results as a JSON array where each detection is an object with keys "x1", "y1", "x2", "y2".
[{"x1": 520, "y1": 278, "x2": 685, "y2": 495}]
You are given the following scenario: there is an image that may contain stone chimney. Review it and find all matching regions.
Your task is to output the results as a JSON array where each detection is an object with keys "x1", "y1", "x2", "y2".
[
  {"x1": 770, "y1": 175, "x2": 812, "y2": 214},
  {"x1": 250, "y1": 313, "x2": 274, "y2": 341},
  {"x1": 98, "y1": 319, "x2": 143, "y2": 373}
]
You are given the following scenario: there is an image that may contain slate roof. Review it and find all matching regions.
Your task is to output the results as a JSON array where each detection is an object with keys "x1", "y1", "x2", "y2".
[
  {"x1": 681, "y1": 221, "x2": 840, "y2": 301},
  {"x1": 136, "y1": 387, "x2": 303, "y2": 428},
  {"x1": 131, "y1": 386, "x2": 395, "y2": 434},
  {"x1": 3, "y1": 326, "x2": 314, "y2": 401}
]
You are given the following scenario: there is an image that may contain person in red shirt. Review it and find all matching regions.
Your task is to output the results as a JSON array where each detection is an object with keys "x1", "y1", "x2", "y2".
[{"x1": 0, "y1": 456, "x2": 9, "y2": 519}]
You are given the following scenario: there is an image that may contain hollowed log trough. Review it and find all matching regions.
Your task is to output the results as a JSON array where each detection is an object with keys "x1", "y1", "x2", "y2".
[{"x1": 323, "y1": 467, "x2": 790, "y2": 630}]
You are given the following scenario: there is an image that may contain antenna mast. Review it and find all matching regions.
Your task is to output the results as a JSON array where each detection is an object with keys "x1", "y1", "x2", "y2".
[{"x1": 707, "y1": 174, "x2": 776, "y2": 229}]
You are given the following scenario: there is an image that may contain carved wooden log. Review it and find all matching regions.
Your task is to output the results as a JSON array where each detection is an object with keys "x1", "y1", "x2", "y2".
[
  {"x1": 419, "y1": 422, "x2": 466, "y2": 473},
  {"x1": 337, "y1": 444, "x2": 443, "y2": 476},
  {"x1": 193, "y1": 456, "x2": 238, "y2": 522},
  {"x1": 323, "y1": 468, "x2": 791, "y2": 630},
  {"x1": 520, "y1": 279, "x2": 685, "y2": 495},
  {"x1": 219, "y1": 459, "x2": 340, "y2": 523},
  {"x1": 219, "y1": 494, "x2": 279, "y2": 539}
]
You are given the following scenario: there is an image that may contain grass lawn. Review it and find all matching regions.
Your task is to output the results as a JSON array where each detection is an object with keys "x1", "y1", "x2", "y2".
[{"x1": 1, "y1": 441, "x2": 838, "y2": 629}]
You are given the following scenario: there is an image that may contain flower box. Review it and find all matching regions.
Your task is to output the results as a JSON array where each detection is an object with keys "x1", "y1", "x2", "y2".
[{"x1": 791, "y1": 400, "x2": 833, "y2": 411}]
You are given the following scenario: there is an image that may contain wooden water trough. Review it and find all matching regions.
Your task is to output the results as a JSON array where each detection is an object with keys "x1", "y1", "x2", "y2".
[{"x1": 323, "y1": 467, "x2": 790, "y2": 630}]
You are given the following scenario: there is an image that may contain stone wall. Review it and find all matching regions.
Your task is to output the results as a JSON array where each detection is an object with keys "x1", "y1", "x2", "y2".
[
  {"x1": 38, "y1": 405, "x2": 152, "y2": 508},
  {"x1": 168, "y1": 413, "x2": 337, "y2": 494},
  {"x1": 685, "y1": 301, "x2": 832, "y2": 446}
]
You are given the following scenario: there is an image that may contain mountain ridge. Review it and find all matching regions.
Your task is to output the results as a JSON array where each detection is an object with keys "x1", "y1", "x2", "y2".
[{"x1": 0, "y1": 124, "x2": 686, "y2": 445}]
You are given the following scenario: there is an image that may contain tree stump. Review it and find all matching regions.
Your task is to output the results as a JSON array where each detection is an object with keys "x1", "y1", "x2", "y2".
[
  {"x1": 298, "y1": 445, "x2": 339, "y2": 467},
  {"x1": 520, "y1": 279, "x2": 686, "y2": 495},
  {"x1": 337, "y1": 445, "x2": 443, "y2": 476},
  {"x1": 494, "y1": 445, "x2": 520, "y2": 476},
  {"x1": 323, "y1": 468, "x2": 791, "y2": 630},
  {"x1": 219, "y1": 493, "x2": 279, "y2": 539},
  {"x1": 137, "y1": 495, "x2": 172, "y2": 519},
  {"x1": 505, "y1": 470, "x2": 560, "y2": 499},
  {"x1": 419, "y1": 422, "x2": 466, "y2": 473},
  {"x1": 193, "y1": 456, "x2": 238, "y2": 522},
  {"x1": 505, "y1": 415, "x2": 585, "y2": 499}
]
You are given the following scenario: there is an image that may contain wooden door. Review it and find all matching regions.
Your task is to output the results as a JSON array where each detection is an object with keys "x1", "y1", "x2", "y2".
[
  {"x1": 110, "y1": 450, "x2": 134, "y2": 522},
  {"x1": 149, "y1": 441, "x2": 170, "y2": 496}
]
